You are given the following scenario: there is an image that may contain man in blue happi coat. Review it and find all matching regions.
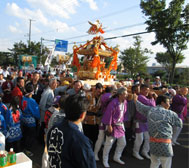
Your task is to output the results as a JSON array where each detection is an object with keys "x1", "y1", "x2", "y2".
[{"x1": 47, "y1": 94, "x2": 96, "y2": 168}]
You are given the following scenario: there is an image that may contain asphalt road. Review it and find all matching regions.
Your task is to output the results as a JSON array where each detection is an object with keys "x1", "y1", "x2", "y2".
[{"x1": 31, "y1": 120, "x2": 189, "y2": 168}]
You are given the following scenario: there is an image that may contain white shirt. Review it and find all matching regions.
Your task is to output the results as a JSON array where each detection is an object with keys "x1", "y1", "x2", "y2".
[
  {"x1": 118, "y1": 102, "x2": 124, "y2": 122},
  {"x1": 3, "y1": 70, "x2": 9, "y2": 78}
]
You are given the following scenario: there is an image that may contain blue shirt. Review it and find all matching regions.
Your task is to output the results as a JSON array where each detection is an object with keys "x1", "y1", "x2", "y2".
[{"x1": 47, "y1": 119, "x2": 96, "y2": 168}]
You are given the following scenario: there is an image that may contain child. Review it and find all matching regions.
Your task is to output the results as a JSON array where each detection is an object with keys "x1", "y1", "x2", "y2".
[
  {"x1": 21, "y1": 84, "x2": 40, "y2": 156},
  {"x1": 6, "y1": 96, "x2": 22, "y2": 153}
]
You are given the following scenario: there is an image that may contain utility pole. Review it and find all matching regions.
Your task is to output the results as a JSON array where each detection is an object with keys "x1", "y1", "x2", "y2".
[
  {"x1": 40, "y1": 37, "x2": 44, "y2": 63},
  {"x1": 28, "y1": 19, "x2": 35, "y2": 51}
]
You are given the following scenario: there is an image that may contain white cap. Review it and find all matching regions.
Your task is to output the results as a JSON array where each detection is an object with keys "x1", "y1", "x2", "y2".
[{"x1": 169, "y1": 89, "x2": 176, "y2": 96}]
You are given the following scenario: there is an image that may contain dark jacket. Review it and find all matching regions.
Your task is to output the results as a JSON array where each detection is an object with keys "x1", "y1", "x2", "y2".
[{"x1": 47, "y1": 119, "x2": 96, "y2": 168}]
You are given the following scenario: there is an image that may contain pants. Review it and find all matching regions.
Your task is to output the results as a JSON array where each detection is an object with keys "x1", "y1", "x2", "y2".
[
  {"x1": 37, "y1": 122, "x2": 45, "y2": 145},
  {"x1": 22, "y1": 125, "x2": 37, "y2": 151},
  {"x1": 125, "y1": 120, "x2": 135, "y2": 143},
  {"x1": 150, "y1": 154, "x2": 172, "y2": 168},
  {"x1": 83, "y1": 124, "x2": 99, "y2": 149},
  {"x1": 133, "y1": 131, "x2": 149, "y2": 153},
  {"x1": 172, "y1": 125, "x2": 182, "y2": 143},
  {"x1": 94, "y1": 130, "x2": 105, "y2": 155},
  {"x1": 6, "y1": 140, "x2": 21, "y2": 153},
  {"x1": 103, "y1": 136, "x2": 126, "y2": 162}
]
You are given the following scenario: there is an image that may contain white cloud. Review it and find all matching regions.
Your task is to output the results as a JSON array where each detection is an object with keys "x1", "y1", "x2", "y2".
[
  {"x1": 27, "y1": 0, "x2": 79, "y2": 18},
  {"x1": 82, "y1": 0, "x2": 98, "y2": 10},
  {"x1": 8, "y1": 21, "x2": 23, "y2": 34},
  {"x1": 48, "y1": 20, "x2": 76, "y2": 33},
  {"x1": 6, "y1": 2, "x2": 78, "y2": 36},
  {"x1": 5, "y1": 0, "x2": 99, "y2": 39},
  {"x1": 34, "y1": 9, "x2": 48, "y2": 25},
  {"x1": 6, "y1": 3, "x2": 48, "y2": 24},
  {"x1": 0, "y1": 38, "x2": 13, "y2": 51},
  {"x1": 32, "y1": 26, "x2": 41, "y2": 34},
  {"x1": 6, "y1": 3, "x2": 26, "y2": 19},
  {"x1": 9, "y1": 25, "x2": 20, "y2": 33}
]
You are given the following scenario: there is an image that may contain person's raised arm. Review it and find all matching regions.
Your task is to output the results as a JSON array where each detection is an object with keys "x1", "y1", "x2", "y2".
[{"x1": 133, "y1": 94, "x2": 152, "y2": 117}]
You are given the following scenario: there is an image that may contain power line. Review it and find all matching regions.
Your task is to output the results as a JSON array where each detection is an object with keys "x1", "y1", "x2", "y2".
[
  {"x1": 31, "y1": 4, "x2": 139, "y2": 36},
  {"x1": 1, "y1": 26, "x2": 150, "y2": 50},
  {"x1": 91, "y1": 5, "x2": 139, "y2": 21},
  {"x1": 42, "y1": 30, "x2": 153, "y2": 45},
  {"x1": 104, "y1": 31, "x2": 153, "y2": 40},
  {"x1": 106, "y1": 23, "x2": 144, "y2": 33},
  {"x1": 70, "y1": 31, "x2": 153, "y2": 44},
  {"x1": 43, "y1": 23, "x2": 189, "y2": 45},
  {"x1": 67, "y1": 5, "x2": 139, "y2": 27},
  {"x1": 65, "y1": 22, "x2": 145, "y2": 40},
  {"x1": 1, "y1": 4, "x2": 141, "y2": 44}
]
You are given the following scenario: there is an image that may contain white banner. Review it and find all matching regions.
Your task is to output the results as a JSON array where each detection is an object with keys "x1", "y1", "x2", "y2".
[{"x1": 44, "y1": 47, "x2": 55, "y2": 66}]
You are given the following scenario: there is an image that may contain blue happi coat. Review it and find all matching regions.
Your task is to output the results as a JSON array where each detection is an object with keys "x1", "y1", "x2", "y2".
[
  {"x1": 6, "y1": 108, "x2": 22, "y2": 143},
  {"x1": 21, "y1": 96, "x2": 40, "y2": 127},
  {"x1": 0, "y1": 102, "x2": 9, "y2": 123},
  {"x1": 0, "y1": 114, "x2": 7, "y2": 136},
  {"x1": 47, "y1": 119, "x2": 96, "y2": 168}
]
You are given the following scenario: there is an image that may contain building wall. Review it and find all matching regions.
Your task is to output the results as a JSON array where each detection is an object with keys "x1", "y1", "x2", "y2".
[{"x1": 147, "y1": 65, "x2": 188, "y2": 74}]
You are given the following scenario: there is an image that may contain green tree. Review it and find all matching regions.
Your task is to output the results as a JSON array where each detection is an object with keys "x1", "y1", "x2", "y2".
[
  {"x1": 8, "y1": 41, "x2": 49, "y2": 66},
  {"x1": 0, "y1": 52, "x2": 14, "y2": 66},
  {"x1": 174, "y1": 68, "x2": 189, "y2": 86},
  {"x1": 152, "y1": 69, "x2": 166, "y2": 80},
  {"x1": 117, "y1": 63, "x2": 122, "y2": 73},
  {"x1": 140, "y1": 0, "x2": 189, "y2": 84},
  {"x1": 119, "y1": 36, "x2": 150, "y2": 78},
  {"x1": 8, "y1": 41, "x2": 27, "y2": 65},
  {"x1": 155, "y1": 52, "x2": 184, "y2": 83}
]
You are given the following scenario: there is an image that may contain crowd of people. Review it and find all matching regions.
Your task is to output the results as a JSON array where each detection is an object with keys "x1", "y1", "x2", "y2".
[{"x1": 0, "y1": 65, "x2": 188, "y2": 168}]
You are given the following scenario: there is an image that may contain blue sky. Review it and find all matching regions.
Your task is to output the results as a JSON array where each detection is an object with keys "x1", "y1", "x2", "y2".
[{"x1": 0, "y1": 0, "x2": 188, "y2": 66}]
